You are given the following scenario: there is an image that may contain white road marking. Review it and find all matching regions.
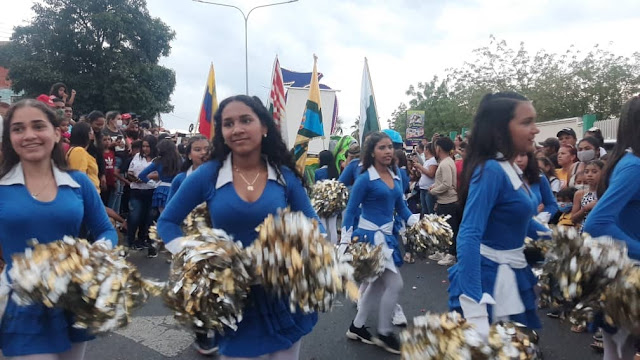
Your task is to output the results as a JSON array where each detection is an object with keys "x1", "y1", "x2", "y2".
[{"x1": 115, "y1": 315, "x2": 194, "y2": 357}]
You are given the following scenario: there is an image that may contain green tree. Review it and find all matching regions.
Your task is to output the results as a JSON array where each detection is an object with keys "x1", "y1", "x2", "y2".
[
  {"x1": 0, "y1": 0, "x2": 176, "y2": 120},
  {"x1": 389, "y1": 36, "x2": 640, "y2": 136}
]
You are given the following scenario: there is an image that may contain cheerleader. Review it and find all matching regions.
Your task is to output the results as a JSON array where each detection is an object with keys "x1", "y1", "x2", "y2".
[
  {"x1": 584, "y1": 96, "x2": 640, "y2": 360},
  {"x1": 157, "y1": 95, "x2": 320, "y2": 360},
  {"x1": 448, "y1": 92, "x2": 543, "y2": 340},
  {"x1": 341, "y1": 132, "x2": 419, "y2": 354},
  {"x1": 0, "y1": 99, "x2": 116, "y2": 359},
  {"x1": 167, "y1": 135, "x2": 209, "y2": 201},
  {"x1": 314, "y1": 150, "x2": 340, "y2": 244}
]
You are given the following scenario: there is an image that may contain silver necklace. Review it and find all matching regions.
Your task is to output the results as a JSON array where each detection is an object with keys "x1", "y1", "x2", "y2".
[{"x1": 30, "y1": 177, "x2": 53, "y2": 199}]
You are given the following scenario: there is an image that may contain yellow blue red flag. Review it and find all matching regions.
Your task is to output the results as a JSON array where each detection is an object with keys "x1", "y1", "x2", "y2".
[{"x1": 198, "y1": 63, "x2": 218, "y2": 139}]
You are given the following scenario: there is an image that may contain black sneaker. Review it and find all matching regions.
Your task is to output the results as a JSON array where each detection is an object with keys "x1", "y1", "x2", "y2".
[
  {"x1": 194, "y1": 333, "x2": 218, "y2": 356},
  {"x1": 546, "y1": 310, "x2": 561, "y2": 319},
  {"x1": 131, "y1": 243, "x2": 144, "y2": 251},
  {"x1": 147, "y1": 247, "x2": 158, "y2": 258},
  {"x1": 375, "y1": 332, "x2": 401, "y2": 355},
  {"x1": 346, "y1": 322, "x2": 375, "y2": 345}
]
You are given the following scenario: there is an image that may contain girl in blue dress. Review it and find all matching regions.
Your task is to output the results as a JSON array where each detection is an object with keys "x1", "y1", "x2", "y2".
[
  {"x1": 0, "y1": 99, "x2": 117, "y2": 359},
  {"x1": 584, "y1": 96, "x2": 640, "y2": 360},
  {"x1": 165, "y1": 134, "x2": 216, "y2": 356},
  {"x1": 341, "y1": 132, "x2": 419, "y2": 355},
  {"x1": 314, "y1": 150, "x2": 340, "y2": 245},
  {"x1": 448, "y1": 92, "x2": 543, "y2": 339},
  {"x1": 157, "y1": 95, "x2": 320, "y2": 360},
  {"x1": 514, "y1": 151, "x2": 558, "y2": 225}
]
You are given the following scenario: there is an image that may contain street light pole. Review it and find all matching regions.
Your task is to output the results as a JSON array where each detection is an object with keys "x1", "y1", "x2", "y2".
[{"x1": 193, "y1": 0, "x2": 298, "y2": 95}]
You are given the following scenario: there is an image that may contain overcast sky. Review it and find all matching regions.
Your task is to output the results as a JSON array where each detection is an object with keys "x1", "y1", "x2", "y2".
[{"x1": 2, "y1": 0, "x2": 640, "y2": 132}]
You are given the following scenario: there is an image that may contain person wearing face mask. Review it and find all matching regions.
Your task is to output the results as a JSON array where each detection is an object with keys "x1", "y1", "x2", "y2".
[
  {"x1": 574, "y1": 136, "x2": 601, "y2": 177},
  {"x1": 102, "y1": 111, "x2": 125, "y2": 139},
  {"x1": 551, "y1": 187, "x2": 578, "y2": 228}
]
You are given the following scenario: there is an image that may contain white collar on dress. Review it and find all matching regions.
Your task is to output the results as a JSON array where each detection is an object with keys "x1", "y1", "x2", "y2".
[
  {"x1": 0, "y1": 162, "x2": 80, "y2": 188},
  {"x1": 319, "y1": 165, "x2": 328, "y2": 169},
  {"x1": 495, "y1": 152, "x2": 523, "y2": 190},
  {"x1": 215, "y1": 153, "x2": 284, "y2": 189},
  {"x1": 186, "y1": 165, "x2": 194, "y2": 177},
  {"x1": 367, "y1": 166, "x2": 400, "y2": 181}
]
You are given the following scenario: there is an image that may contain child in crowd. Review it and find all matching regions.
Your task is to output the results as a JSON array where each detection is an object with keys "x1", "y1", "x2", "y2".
[
  {"x1": 59, "y1": 118, "x2": 71, "y2": 153},
  {"x1": 571, "y1": 160, "x2": 604, "y2": 232},
  {"x1": 550, "y1": 187, "x2": 578, "y2": 227},
  {"x1": 102, "y1": 136, "x2": 116, "y2": 206}
]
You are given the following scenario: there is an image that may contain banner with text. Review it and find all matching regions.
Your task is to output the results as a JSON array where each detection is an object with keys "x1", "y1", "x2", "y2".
[{"x1": 406, "y1": 110, "x2": 425, "y2": 145}]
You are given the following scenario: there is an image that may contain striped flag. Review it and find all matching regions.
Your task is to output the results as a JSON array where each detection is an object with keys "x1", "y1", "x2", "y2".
[
  {"x1": 293, "y1": 55, "x2": 324, "y2": 174},
  {"x1": 359, "y1": 57, "x2": 380, "y2": 145},
  {"x1": 197, "y1": 63, "x2": 218, "y2": 139},
  {"x1": 267, "y1": 56, "x2": 288, "y2": 145}
]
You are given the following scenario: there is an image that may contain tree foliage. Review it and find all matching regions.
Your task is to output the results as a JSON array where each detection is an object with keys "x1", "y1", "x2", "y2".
[
  {"x1": 0, "y1": 0, "x2": 176, "y2": 120},
  {"x1": 388, "y1": 36, "x2": 640, "y2": 139}
]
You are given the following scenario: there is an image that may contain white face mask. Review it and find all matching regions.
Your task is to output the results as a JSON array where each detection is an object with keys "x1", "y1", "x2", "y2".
[
  {"x1": 577, "y1": 149, "x2": 595, "y2": 162},
  {"x1": 575, "y1": 184, "x2": 588, "y2": 190},
  {"x1": 116, "y1": 120, "x2": 123, "y2": 127}
]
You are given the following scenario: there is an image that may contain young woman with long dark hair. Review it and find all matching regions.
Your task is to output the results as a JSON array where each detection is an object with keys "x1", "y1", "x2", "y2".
[
  {"x1": 126, "y1": 135, "x2": 157, "y2": 252},
  {"x1": 584, "y1": 97, "x2": 640, "y2": 360},
  {"x1": 0, "y1": 99, "x2": 115, "y2": 359},
  {"x1": 66, "y1": 122, "x2": 100, "y2": 191},
  {"x1": 341, "y1": 131, "x2": 419, "y2": 355},
  {"x1": 313, "y1": 150, "x2": 340, "y2": 245},
  {"x1": 158, "y1": 95, "x2": 321, "y2": 360},
  {"x1": 514, "y1": 151, "x2": 558, "y2": 222},
  {"x1": 167, "y1": 135, "x2": 210, "y2": 201},
  {"x1": 448, "y1": 92, "x2": 543, "y2": 340},
  {"x1": 314, "y1": 150, "x2": 339, "y2": 182}
]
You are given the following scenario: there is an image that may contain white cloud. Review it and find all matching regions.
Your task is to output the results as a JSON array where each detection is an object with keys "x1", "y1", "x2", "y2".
[{"x1": 3, "y1": 0, "x2": 640, "y2": 133}]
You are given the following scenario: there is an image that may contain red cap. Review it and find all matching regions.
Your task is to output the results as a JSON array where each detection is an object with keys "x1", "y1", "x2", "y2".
[
  {"x1": 36, "y1": 94, "x2": 55, "y2": 107},
  {"x1": 122, "y1": 113, "x2": 132, "y2": 120}
]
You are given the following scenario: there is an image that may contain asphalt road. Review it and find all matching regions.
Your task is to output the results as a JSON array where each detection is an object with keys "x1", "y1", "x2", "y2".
[{"x1": 74, "y1": 250, "x2": 603, "y2": 360}]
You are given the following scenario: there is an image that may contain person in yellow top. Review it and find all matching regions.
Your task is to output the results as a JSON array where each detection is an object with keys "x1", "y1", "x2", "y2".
[{"x1": 66, "y1": 122, "x2": 100, "y2": 192}]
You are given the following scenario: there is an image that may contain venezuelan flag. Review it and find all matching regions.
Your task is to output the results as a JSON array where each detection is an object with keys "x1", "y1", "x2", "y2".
[
  {"x1": 293, "y1": 55, "x2": 324, "y2": 174},
  {"x1": 198, "y1": 63, "x2": 218, "y2": 139}
]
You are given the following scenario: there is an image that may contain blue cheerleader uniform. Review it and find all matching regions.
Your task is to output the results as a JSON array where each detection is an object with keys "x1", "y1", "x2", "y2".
[
  {"x1": 448, "y1": 159, "x2": 542, "y2": 329},
  {"x1": 0, "y1": 164, "x2": 117, "y2": 356},
  {"x1": 314, "y1": 166, "x2": 329, "y2": 182},
  {"x1": 138, "y1": 162, "x2": 177, "y2": 209},
  {"x1": 157, "y1": 155, "x2": 320, "y2": 358},
  {"x1": 342, "y1": 166, "x2": 415, "y2": 270},
  {"x1": 530, "y1": 174, "x2": 558, "y2": 216}
]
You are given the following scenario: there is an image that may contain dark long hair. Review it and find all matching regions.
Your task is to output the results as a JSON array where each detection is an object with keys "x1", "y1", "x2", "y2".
[
  {"x1": 459, "y1": 91, "x2": 529, "y2": 208},
  {"x1": 181, "y1": 135, "x2": 209, "y2": 172},
  {"x1": 154, "y1": 139, "x2": 181, "y2": 178},
  {"x1": 578, "y1": 136, "x2": 600, "y2": 158},
  {"x1": 141, "y1": 135, "x2": 158, "y2": 160},
  {"x1": 69, "y1": 121, "x2": 92, "y2": 148},
  {"x1": 0, "y1": 99, "x2": 67, "y2": 178},
  {"x1": 537, "y1": 156, "x2": 557, "y2": 180},
  {"x1": 521, "y1": 152, "x2": 541, "y2": 185},
  {"x1": 394, "y1": 149, "x2": 407, "y2": 168},
  {"x1": 211, "y1": 95, "x2": 303, "y2": 184},
  {"x1": 49, "y1": 82, "x2": 66, "y2": 97},
  {"x1": 318, "y1": 150, "x2": 339, "y2": 179},
  {"x1": 360, "y1": 132, "x2": 396, "y2": 174},
  {"x1": 598, "y1": 96, "x2": 640, "y2": 197}
]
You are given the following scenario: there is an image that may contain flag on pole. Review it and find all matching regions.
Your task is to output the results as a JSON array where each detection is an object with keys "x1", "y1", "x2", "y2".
[
  {"x1": 267, "y1": 56, "x2": 288, "y2": 145},
  {"x1": 359, "y1": 57, "x2": 380, "y2": 145},
  {"x1": 197, "y1": 63, "x2": 218, "y2": 139},
  {"x1": 293, "y1": 55, "x2": 324, "y2": 174}
]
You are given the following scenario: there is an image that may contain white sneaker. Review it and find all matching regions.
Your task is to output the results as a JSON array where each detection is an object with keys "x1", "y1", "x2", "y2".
[
  {"x1": 428, "y1": 251, "x2": 444, "y2": 261},
  {"x1": 437, "y1": 254, "x2": 456, "y2": 266},
  {"x1": 392, "y1": 304, "x2": 407, "y2": 326}
]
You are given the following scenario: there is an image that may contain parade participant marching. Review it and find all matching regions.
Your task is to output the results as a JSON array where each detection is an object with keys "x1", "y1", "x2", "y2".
[
  {"x1": 584, "y1": 96, "x2": 640, "y2": 360},
  {"x1": 157, "y1": 95, "x2": 320, "y2": 360},
  {"x1": 164, "y1": 134, "x2": 216, "y2": 356},
  {"x1": 514, "y1": 151, "x2": 558, "y2": 224},
  {"x1": 448, "y1": 92, "x2": 543, "y2": 341},
  {"x1": 314, "y1": 150, "x2": 340, "y2": 245},
  {"x1": 341, "y1": 131, "x2": 419, "y2": 355},
  {"x1": 0, "y1": 99, "x2": 116, "y2": 359}
]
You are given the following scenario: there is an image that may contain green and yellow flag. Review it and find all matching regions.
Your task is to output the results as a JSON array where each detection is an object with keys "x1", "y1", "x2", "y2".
[{"x1": 293, "y1": 55, "x2": 324, "y2": 174}]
